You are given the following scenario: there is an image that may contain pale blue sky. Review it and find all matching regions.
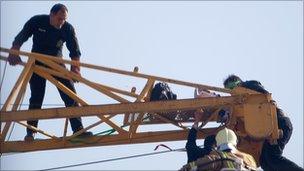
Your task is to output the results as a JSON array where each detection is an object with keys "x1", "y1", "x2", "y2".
[{"x1": 0, "y1": 1, "x2": 303, "y2": 170}]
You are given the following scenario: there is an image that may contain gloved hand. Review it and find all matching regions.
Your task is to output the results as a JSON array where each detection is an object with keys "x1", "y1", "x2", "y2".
[
  {"x1": 70, "y1": 57, "x2": 81, "y2": 83},
  {"x1": 8, "y1": 54, "x2": 22, "y2": 65},
  {"x1": 8, "y1": 46, "x2": 22, "y2": 65},
  {"x1": 218, "y1": 109, "x2": 229, "y2": 123}
]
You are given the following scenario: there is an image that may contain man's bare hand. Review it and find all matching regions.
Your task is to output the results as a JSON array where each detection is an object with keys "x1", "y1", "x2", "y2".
[
  {"x1": 71, "y1": 65, "x2": 80, "y2": 83},
  {"x1": 193, "y1": 108, "x2": 204, "y2": 130},
  {"x1": 194, "y1": 108, "x2": 204, "y2": 122},
  {"x1": 70, "y1": 58, "x2": 81, "y2": 83}
]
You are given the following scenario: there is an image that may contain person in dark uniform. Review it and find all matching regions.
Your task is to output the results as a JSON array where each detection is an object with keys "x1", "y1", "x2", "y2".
[
  {"x1": 8, "y1": 3, "x2": 93, "y2": 141},
  {"x1": 223, "y1": 74, "x2": 303, "y2": 171},
  {"x1": 186, "y1": 110, "x2": 216, "y2": 163}
]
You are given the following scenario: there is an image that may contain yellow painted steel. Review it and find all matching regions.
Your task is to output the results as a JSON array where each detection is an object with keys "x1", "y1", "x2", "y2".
[{"x1": 0, "y1": 47, "x2": 279, "y2": 166}]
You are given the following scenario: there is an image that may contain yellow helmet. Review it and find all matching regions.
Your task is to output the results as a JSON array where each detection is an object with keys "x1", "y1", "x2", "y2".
[{"x1": 216, "y1": 127, "x2": 237, "y2": 147}]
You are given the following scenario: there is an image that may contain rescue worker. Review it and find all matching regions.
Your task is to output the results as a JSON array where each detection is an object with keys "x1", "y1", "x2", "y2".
[
  {"x1": 7, "y1": 3, "x2": 93, "y2": 141},
  {"x1": 180, "y1": 127, "x2": 257, "y2": 171},
  {"x1": 186, "y1": 110, "x2": 216, "y2": 163},
  {"x1": 223, "y1": 74, "x2": 304, "y2": 171}
]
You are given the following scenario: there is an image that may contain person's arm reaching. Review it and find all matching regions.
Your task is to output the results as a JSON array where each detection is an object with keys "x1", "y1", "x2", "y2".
[
  {"x1": 8, "y1": 16, "x2": 35, "y2": 65},
  {"x1": 186, "y1": 109, "x2": 211, "y2": 163},
  {"x1": 66, "y1": 24, "x2": 81, "y2": 81}
]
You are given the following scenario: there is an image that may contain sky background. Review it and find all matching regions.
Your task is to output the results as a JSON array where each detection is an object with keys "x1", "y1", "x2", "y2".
[{"x1": 0, "y1": 1, "x2": 303, "y2": 170}]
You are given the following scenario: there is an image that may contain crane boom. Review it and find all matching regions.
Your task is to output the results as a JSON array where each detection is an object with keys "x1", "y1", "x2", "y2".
[{"x1": 0, "y1": 47, "x2": 279, "y2": 166}]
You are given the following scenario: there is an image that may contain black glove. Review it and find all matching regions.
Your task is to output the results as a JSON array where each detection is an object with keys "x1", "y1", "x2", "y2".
[
  {"x1": 8, "y1": 54, "x2": 22, "y2": 65},
  {"x1": 218, "y1": 109, "x2": 229, "y2": 123}
]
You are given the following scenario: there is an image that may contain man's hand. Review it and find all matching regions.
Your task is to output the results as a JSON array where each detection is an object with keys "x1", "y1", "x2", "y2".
[
  {"x1": 194, "y1": 108, "x2": 204, "y2": 122},
  {"x1": 193, "y1": 108, "x2": 204, "y2": 130},
  {"x1": 8, "y1": 46, "x2": 22, "y2": 65},
  {"x1": 70, "y1": 57, "x2": 81, "y2": 83}
]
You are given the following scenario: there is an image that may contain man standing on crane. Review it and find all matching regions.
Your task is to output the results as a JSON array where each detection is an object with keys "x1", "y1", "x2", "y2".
[
  {"x1": 223, "y1": 74, "x2": 304, "y2": 171},
  {"x1": 7, "y1": 3, "x2": 93, "y2": 141}
]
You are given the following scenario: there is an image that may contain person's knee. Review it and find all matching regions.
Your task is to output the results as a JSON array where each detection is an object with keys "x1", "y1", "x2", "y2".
[
  {"x1": 29, "y1": 94, "x2": 44, "y2": 109},
  {"x1": 30, "y1": 93, "x2": 44, "y2": 101}
]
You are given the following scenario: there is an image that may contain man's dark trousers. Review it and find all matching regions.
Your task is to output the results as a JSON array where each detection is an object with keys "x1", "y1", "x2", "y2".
[{"x1": 27, "y1": 72, "x2": 83, "y2": 134}]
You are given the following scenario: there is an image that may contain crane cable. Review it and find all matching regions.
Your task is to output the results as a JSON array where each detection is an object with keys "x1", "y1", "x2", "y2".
[
  {"x1": 0, "y1": 61, "x2": 10, "y2": 157},
  {"x1": 37, "y1": 145, "x2": 192, "y2": 171},
  {"x1": 0, "y1": 59, "x2": 26, "y2": 157},
  {"x1": 7, "y1": 93, "x2": 25, "y2": 140},
  {"x1": 0, "y1": 59, "x2": 8, "y2": 91},
  {"x1": 0, "y1": 88, "x2": 25, "y2": 157},
  {"x1": 2, "y1": 121, "x2": 224, "y2": 168},
  {"x1": 38, "y1": 124, "x2": 224, "y2": 170}
]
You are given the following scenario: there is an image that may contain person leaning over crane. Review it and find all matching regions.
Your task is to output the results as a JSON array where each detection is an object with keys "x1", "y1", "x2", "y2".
[
  {"x1": 223, "y1": 74, "x2": 304, "y2": 171},
  {"x1": 7, "y1": 3, "x2": 93, "y2": 141},
  {"x1": 180, "y1": 127, "x2": 257, "y2": 171},
  {"x1": 186, "y1": 110, "x2": 216, "y2": 163}
]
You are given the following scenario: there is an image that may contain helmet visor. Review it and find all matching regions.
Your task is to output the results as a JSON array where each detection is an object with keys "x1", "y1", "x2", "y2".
[{"x1": 225, "y1": 80, "x2": 241, "y2": 89}]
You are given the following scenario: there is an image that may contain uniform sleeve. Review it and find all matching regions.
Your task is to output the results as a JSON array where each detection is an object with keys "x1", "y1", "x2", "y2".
[
  {"x1": 241, "y1": 80, "x2": 269, "y2": 94},
  {"x1": 186, "y1": 127, "x2": 212, "y2": 163},
  {"x1": 186, "y1": 127, "x2": 199, "y2": 149},
  {"x1": 12, "y1": 16, "x2": 36, "y2": 47},
  {"x1": 66, "y1": 25, "x2": 81, "y2": 59}
]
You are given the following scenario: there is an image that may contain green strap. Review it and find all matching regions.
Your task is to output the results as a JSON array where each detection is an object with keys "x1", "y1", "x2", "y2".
[
  {"x1": 222, "y1": 152, "x2": 235, "y2": 169},
  {"x1": 95, "y1": 124, "x2": 130, "y2": 136},
  {"x1": 189, "y1": 161, "x2": 197, "y2": 171},
  {"x1": 95, "y1": 128, "x2": 116, "y2": 136}
]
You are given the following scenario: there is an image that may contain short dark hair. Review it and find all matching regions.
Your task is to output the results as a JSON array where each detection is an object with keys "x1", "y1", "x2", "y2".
[
  {"x1": 50, "y1": 3, "x2": 68, "y2": 14},
  {"x1": 223, "y1": 74, "x2": 243, "y2": 88}
]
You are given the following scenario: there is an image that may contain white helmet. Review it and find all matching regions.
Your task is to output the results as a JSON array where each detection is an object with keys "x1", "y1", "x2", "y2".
[{"x1": 216, "y1": 128, "x2": 238, "y2": 150}]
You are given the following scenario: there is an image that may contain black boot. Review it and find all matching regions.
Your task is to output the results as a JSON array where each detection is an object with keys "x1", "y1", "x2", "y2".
[
  {"x1": 24, "y1": 131, "x2": 35, "y2": 141},
  {"x1": 73, "y1": 129, "x2": 93, "y2": 138}
]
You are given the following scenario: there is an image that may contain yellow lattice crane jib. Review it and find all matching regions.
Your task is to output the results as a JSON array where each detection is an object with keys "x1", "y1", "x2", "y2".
[{"x1": 0, "y1": 47, "x2": 280, "y2": 166}]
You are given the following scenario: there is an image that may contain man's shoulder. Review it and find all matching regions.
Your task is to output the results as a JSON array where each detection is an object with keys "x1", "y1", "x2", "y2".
[
  {"x1": 240, "y1": 80, "x2": 269, "y2": 94},
  {"x1": 30, "y1": 14, "x2": 49, "y2": 21},
  {"x1": 242, "y1": 80, "x2": 262, "y2": 86},
  {"x1": 62, "y1": 21, "x2": 74, "y2": 31}
]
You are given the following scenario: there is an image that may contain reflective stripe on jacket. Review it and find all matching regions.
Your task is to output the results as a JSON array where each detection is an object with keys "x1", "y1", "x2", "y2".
[{"x1": 179, "y1": 150, "x2": 257, "y2": 171}]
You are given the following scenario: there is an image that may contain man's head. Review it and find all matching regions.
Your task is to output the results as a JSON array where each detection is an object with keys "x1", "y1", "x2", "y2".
[
  {"x1": 223, "y1": 74, "x2": 243, "y2": 90},
  {"x1": 50, "y1": 3, "x2": 68, "y2": 29}
]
